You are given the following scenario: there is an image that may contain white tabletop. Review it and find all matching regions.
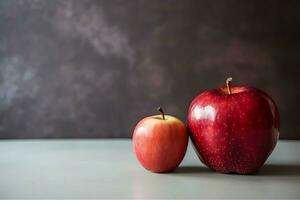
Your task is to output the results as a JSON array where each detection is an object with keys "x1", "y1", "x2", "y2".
[{"x1": 0, "y1": 139, "x2": 299, "y2": 199}]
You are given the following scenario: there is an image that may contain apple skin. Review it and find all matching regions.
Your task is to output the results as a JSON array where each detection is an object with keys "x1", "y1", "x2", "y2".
[
  {"x1": 133, "y1": 115, "x2": 188, "y2": 173},
  {"x1": 188, "y1": 86, "x2": 280, "y2": 174}
]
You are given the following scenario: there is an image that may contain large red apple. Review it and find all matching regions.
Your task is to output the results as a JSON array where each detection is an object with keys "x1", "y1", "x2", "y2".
[
  {"x1": 133, "y1": 107, "x2": 188, "y2": 173},
  {"x1": 188, "y1": 78, "x2": 280, "y2": 174}
]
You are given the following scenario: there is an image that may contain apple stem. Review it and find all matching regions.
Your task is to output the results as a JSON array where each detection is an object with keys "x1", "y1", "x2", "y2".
[
  {"x1": 226, "y1": 77, "x2": 233, "y2": 94},
  {"x1": 157, "y1": 107, "x2": 165, "y2": 120}
]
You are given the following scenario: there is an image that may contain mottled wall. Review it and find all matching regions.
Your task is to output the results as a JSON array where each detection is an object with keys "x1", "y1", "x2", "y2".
[{"x1": 0, "y1": 0, "x2": 299, "y2": 139}]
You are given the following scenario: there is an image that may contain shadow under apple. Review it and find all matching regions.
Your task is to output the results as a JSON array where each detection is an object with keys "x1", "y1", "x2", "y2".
[
  {"x1": 174, "y1": 166, "x2": 212, "y2": 174},
  {"x1": 172, "y1": 164, "x2": 300, "y2": 176},
  {"x1": 257, "y1": 164, "x2": 300, "y2": 176}
]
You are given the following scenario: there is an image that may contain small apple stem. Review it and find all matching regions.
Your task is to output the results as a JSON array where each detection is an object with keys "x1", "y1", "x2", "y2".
[
  {"x1": 226, "y1": 77, "x2": 233, "y2": 94},
  {"x1": 157, "y1": 107, "x2": 165, "y2": 120}
]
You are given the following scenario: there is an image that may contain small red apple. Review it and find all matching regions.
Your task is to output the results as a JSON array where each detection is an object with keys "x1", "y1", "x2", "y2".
[
  {"x1": 188, "y1": 78, "x2": 280, "y2": 174},
  {"x1": 133, "y1": 107, "x2": 188, "y2": 173}
]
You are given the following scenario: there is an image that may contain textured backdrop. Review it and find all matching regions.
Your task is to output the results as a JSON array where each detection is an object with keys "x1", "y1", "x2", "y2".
[{"x1": 0, "y1": 0, "x2": 299, "y2": 139}]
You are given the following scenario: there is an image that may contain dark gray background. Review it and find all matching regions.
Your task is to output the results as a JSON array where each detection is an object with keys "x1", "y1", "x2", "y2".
[{"x1": 0, "y1": 0, "x2": 299, "y2": 139}]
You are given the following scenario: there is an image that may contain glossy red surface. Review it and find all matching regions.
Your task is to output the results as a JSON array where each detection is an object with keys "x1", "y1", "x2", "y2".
[
  {"x1": 133, "y1": 115, "x2": 188, "y2": 173},
  {"x1": 188, "y1": 86, "x2": 280, "y2": 174}
]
